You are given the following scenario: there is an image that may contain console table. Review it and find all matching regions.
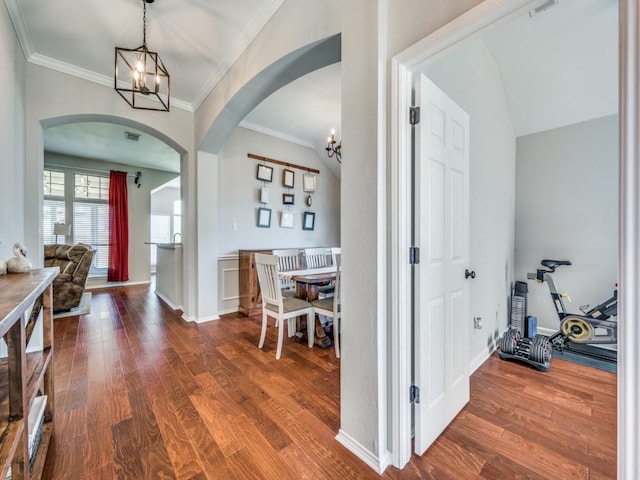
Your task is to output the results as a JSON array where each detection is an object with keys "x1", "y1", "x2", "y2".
[{"x1": 0, "y1": 267, "x2": 58, "y2": 480}]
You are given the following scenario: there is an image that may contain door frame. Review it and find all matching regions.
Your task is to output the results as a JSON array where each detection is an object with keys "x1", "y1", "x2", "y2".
[{"x1": 389, "y1": 2, "x2": 639, "y2": 479}]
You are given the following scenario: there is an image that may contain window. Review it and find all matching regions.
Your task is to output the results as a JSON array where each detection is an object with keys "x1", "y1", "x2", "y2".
[
  {"x1": 42, "y1": 168, "x2": 110, "y2": 275},
  {"x1": 43, "y1": 170, "x2": 65, "y2": 244}
]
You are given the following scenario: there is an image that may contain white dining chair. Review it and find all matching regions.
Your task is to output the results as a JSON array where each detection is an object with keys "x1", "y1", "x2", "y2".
[
  {"x1": 254, "y1": 253, "x2": 314, "y2": 359},
  {"x1": 304, "y1": 247, "x2": 331, "y2": 269},
  {"x1": 330, "y1": 247, "x2": 341, "y2": 266},
  {"x1": 311, "y1": 254, "x2": 342, "y2": 358},
  {"x1": 272, "y1": 248, "x2": 301, "y2": 295}
]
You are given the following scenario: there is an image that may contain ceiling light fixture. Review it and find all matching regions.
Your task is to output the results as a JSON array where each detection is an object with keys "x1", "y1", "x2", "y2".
[
  {"x1": 114, "y1": 0, "x2": 170, "y2": 111},
  {"x1": 326, "y1": 129, "x2": 342, "y2": 163}
]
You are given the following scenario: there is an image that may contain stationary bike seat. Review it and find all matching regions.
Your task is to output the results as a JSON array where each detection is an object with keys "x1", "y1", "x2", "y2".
[{"x1": 541, "y1": 259, "x2": 572, "y2": 270}]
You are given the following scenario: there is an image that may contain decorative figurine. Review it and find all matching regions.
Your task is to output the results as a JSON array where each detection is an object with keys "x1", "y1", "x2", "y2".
[{"x1": 7, "y1": 242, "x2": 32, "y2": 273}]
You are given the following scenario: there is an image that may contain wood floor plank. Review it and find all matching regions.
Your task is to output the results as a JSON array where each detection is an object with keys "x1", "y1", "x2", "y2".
[{"x1": 42, "y1": 284, "x2": 616, "y2": 480}]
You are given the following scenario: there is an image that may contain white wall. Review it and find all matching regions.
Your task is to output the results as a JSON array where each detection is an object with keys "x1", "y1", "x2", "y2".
[
  {"x1": 424, "y1": 37, "x2": 517, "y2": 370},
  {"x1": 217, "y1": 126, "x2": 340, "y2": 255},
  {"x1": 45, "y1": 152, "x2": 179, "y2": 287},
  {"x1": 0, "y1": 4, "x2": 27, "y2": 260},
  {"x1": 151, "y1": 186, "x2": 180, "y2": 216},
  {"x1": 515, "y1": 115, "x2": 618, "y2": 332}
]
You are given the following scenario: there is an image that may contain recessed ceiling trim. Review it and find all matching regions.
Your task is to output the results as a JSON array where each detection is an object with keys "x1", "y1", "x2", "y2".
[
  {"x1": 239, "y1": 120, "x2": 315, "y2": 149},
  {"x1": 27, "y1": 53, "x2": 194, "y2": 112},
  {"x1": 4, "y1": 0, "x2": 35, "y2": 60},
  {"x1": 191, "y1": 0, "x2": 284, "y2": 110}
]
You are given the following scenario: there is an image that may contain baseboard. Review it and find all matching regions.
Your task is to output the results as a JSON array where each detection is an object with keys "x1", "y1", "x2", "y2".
[
  {"x1": 535, "y1": 326, "x2": 556, "y2": 336},
  {"x1": 86, "y1": 280, "x2": 151, "y2": 290},
  {"x1": 181, "y1": 313, "x2": 220, "y2": 324},
  {"x1": 155, "y1": 291, "x2": 183, "y2": 311},
  {"x1": 217, "y1": 307, "x2": 239, "y2": 316},
  {"x1": 469, "y1": 345, "x2": 496, "y2": 374},
  {"x1": 335, "y1": 430, "x2": 390, "y2": 474}
]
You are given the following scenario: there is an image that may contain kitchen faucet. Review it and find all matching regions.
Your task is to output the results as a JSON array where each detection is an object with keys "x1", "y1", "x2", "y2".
[{"x1": 173, "y1": 232, "x2": 182, "y2": 243}]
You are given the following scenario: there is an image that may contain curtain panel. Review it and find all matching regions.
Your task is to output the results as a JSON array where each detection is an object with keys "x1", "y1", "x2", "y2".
[{"x1": 108, "y1": 171, "x2": 129, "y2": 282}]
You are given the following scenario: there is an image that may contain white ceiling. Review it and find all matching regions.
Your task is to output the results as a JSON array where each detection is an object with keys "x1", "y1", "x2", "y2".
[
  {"x1": 8, "y1": 0, "x2": 617, "y2": 176},
  {"x1": 481, "y1": 0, "x2": 617, "y2": 137}
]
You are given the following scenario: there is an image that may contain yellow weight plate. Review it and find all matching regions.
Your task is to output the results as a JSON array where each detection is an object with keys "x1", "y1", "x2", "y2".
[{"x1": 560, "y1": 316, "x2": 593, "y2": 342}]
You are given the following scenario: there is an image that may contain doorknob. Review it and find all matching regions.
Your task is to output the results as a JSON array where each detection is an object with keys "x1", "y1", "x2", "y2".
[{"x1": 465, "y1": 269, "x2": 476, "y2": 279}]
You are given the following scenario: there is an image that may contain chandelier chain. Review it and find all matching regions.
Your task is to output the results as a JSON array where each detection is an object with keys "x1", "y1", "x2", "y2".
[{"x1": 142, "y1": 0, "x2": 147, "y2": 46}]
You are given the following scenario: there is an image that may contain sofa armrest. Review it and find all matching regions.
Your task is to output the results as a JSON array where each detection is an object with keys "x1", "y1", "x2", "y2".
[{"x1": 54, "y1": 273, "x2": 73, "y2": 283}]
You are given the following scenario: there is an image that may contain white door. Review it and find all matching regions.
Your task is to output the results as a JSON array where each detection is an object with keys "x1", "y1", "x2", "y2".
[{"x1": 414, "y1": 73, "x2": 471, "y2": 455}]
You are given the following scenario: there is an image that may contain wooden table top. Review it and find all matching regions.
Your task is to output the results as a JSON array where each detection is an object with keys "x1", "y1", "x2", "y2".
[
  {"x1": 291, "y1": 272, "x2": 336, "y2": 284},
  {"x1": 0, "y1": 267, "x2": 59, "y2": 337}
]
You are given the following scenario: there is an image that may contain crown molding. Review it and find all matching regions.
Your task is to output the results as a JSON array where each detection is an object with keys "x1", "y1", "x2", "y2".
[
  {"x1": 4, "y1": 0, "x2": 34, "y2": 60},
  {"x1": 239, "y1": 121, "x2": 315, "y2": 149},
  {"x1": 27, "y1": 53, "x2": 194, "y2": 112},
  {"x1": 191, "y1": 0, "x2": 284, "y2": 110}
]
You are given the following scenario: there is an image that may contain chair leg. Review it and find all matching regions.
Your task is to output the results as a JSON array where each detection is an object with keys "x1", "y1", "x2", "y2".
[
  {"x1": 259, "y1": 309, "x2": 268, "y2": 349},
  {"x1": 287, "y1": 317, "x2": 296, "y2": 337},
  {"x1": 276, "y1": 315, "x2": 285, "y2": 360},
  {"x1": 333, "y1": 314, "x2": 340, "y2": 358},
  {"x1": 307, "y1": 311, "x2": 314, "y2": 348}
]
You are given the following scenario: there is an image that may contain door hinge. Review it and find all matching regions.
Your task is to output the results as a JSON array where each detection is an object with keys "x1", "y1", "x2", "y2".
[
  {"x1": 410, "y1": 106, "x2": 421, "y2": 125},
  {"x1": 410, "y1": 385, "x2": 420, "y2": 404},
  {"x1": 409, "y1": 246, "x2": 420, "y2": 265}
]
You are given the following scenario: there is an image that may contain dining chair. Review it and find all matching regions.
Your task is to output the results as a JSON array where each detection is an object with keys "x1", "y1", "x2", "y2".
[
  {"x1": 311, "y1": 254, "x2": 342, "y2": 358},
  {"x1": 304, "y1": 247, "x2": 334, "y2": 298},
  {"x1": 254, "y1": 253, "x2": 314, "y2": 359},
  {"x1": 304, "y1": 247, "x2": 331, "y2": 269},
  {"x1": 330, "y1": 247, "x2": 341, "y2": 266},
  {"x1": 272, "y1": 248, "x2": 301, "y2": 295}
]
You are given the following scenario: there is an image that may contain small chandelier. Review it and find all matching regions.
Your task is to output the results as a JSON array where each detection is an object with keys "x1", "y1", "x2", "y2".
[
  {"x1": 326, "y1": 129, "x2": 342, "y2": 163},
  {"x1": 114, "y1": 0, "x2": 170, "y2": 111}
]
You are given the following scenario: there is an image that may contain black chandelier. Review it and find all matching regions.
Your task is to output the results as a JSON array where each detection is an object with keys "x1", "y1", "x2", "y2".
[
  {"x1": 326, "y1": 129, "x2": 342, "y2": 163},
  {"x1": 114, "y1": 0, "x2": 170, "y2": 111}
]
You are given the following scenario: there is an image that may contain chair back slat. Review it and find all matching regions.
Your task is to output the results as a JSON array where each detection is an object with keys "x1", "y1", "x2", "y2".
[
  {"x1": 330, "y1": 247, "x2": 341, "y2": 266},
  {"x1": 304, "y1": 247, "x2": 331, "y2": 269},
  {"x1": 255, "y1": 253, "x2": 282, "y2": 307},
  {"x1": 272, "y1": 249, "x2": 300, "y2": 292}
]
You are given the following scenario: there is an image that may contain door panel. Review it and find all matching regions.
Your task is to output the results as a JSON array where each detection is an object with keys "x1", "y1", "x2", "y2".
[{"x1": 414, "y1": 73, "x2": 470, "y2": 455}]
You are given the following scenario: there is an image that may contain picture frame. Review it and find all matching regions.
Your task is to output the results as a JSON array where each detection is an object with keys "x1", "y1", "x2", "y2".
[
  {"x1": 280, "y1": 211, "x2": 295, "y2": 228},
  {"x1": 282, "y1": 193, "x2": 295, "y2": 205},
  {"x1": 257, "y1": 207, "x2": 272, "y2": 228},
  {"x1": 303, "y1": 174, "x2": 317, "y2": 192},
  {"x1": 283, "y1": 169, "x2": 295, "y2": 188},
  {"x1": 257, "y1": 164, "x2": 273, "y2": 182},
  {"x1": 260, "y1": 187, "x2": 270, "y2": 204},
  {"x1": 302, "y1": 211, "x2": 315, "y2": 231}
]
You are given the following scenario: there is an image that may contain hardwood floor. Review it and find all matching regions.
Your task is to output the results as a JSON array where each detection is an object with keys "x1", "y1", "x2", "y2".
[{"x1": 41, "y1": 284, "x2": 616, "y2": 479}]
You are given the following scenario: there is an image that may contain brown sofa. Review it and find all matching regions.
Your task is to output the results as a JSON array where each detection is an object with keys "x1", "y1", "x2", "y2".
[{"x1": 44, "y1": 244, "x2": 94, "y2": 313}]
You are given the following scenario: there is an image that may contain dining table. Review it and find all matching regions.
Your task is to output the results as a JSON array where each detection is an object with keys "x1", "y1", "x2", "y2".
[{"x1": 279, "y1": 266, "x2": 337, "y2": 348}]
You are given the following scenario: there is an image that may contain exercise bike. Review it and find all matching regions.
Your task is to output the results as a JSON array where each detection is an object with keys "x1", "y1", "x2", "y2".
[{"x1": 528, "y1": 259, "x2": 618, "y2": 362}]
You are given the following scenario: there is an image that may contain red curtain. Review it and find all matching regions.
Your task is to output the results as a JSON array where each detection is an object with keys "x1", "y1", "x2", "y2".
[{"x1": 108, "y1": 171, "x2": 129, "y2": 282}]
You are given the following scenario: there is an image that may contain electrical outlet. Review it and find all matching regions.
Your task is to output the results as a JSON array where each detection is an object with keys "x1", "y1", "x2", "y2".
[
  {"x1": 473, "y1": 317, "x2": 482, "y2": 330},
  {"x1": 232, "y1": 222, "x2": 238, "y2": 231}
]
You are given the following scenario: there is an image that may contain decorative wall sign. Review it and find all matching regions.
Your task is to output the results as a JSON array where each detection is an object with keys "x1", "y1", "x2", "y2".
[
  {"x1": 280, "y1": 211, "x2": 295, "y2": 228},
  {"x1": 303, "y1": 211, "x2": 315, "y2": 231},
  {"x1": 283, "y1": 169, "x2": 295, "y2": 188},
  {"x1": 257, "y1": 164, "x2": 273, "y2": 182},
  {"x1": 257, "y1": 207, "x2": 272, "y2": 228},
  {"x1": 282, "y1": 193, "x2": 295, "y2": 205},
  {"x1": 303, "y1": 174, "x2": 317, "y2": 192},
  {"x1": 260, "y1": 187, "x2": 270, "y2": 204}
]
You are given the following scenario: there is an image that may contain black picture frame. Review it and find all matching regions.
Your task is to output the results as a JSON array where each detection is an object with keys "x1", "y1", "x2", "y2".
[
  {"x1": 257, "y1": 207, "x2": 272, "y2": 228},
  {"x1": 282, "y1": 193, "x2": 295, "y2": 205},
  {"x1": 257, "y1": 164, "x2": 273, "y2": 182},
  {"x1": 283, "y1": 169, "x2": 295, "y2": 188},
  {"x1": 302, "y1": 211, "x2": 315, "y2": 231}
]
